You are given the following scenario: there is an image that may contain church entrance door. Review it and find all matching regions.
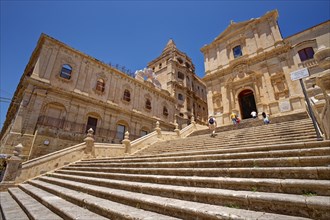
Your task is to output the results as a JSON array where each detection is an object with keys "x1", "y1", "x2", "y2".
[{"x1": 238, "y1": 89, "x2": 257, "y2": 119}]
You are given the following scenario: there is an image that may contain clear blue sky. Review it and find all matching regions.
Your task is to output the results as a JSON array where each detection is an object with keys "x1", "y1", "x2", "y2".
[{"x1": 1, "y1": 0, "x2": 329, "y2": 130}]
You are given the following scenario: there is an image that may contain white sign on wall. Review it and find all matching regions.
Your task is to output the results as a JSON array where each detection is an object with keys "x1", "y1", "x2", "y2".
[{"x1": 290, "y1": 68, "x2": 310, "y2": 81}]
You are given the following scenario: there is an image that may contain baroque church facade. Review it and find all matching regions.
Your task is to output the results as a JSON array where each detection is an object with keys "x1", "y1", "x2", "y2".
[
  {"x1": 202, "y1": 10, "x2": 329, "y2": 125},
  {"x1": 0, "y1": 9, "x2": 329, "y2": 159}
]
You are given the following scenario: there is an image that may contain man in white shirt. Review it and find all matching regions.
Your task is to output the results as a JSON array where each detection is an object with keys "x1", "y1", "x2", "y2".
[{"x1": 251, "y1": 111, "x2": 257, "y2": 119}]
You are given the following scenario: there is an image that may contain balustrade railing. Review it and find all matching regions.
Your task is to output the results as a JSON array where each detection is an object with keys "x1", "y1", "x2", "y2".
[{"x1": 37, "y1": 116, "x2": 142, "y2": 142}]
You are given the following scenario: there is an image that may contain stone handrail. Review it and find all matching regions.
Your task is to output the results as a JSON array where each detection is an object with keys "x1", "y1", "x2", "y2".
[
  {"x1": 180, "y1": 123, "x2": 207, "y2": 137},
  {"x1": 15, "y1": 142, "x2": 86, "y2": 184},
  {"x1": 1, "y1": 121, "x2": 206, "y2": 186}
]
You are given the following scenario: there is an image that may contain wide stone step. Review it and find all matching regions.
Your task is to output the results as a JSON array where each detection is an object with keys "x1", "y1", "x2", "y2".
[
  {"x1": 142, "y1": 135, "x2": 316, "y2": 154},
  {"x1": 153, "y1": 119, "x2": 315, "y2": 146},
  {"x1": 150, "y1": 126, "x2": 317, "y2": 148},
  {"x1": 32, "y1": 177, "x2": 314, "y2": 220},
  {"x1": 79, "y1": 147, "x2": 330, "y2": 164},
  {"x1": 8, "y1": 188, "x2": 62, "y2": 220},
  {"x1": 62, "y1": 166, "x2": 330, "y2": 180},
  {"x1": 20, "y1": 182, "x2": 176, "y2": 220},
  {"x1": 189, "y1": 115, "x2": 312, "y2": 136},
  {"x1": 18, "y1": 184, "x2": 108, "y2": 220},
  {"x1": 139, "y1": 136, "x2": 319, "y2": 155},
  {"x1": 52, "y1": 171, "x2": 330, "y2": 196},
  {"x1": 0, "y1": 191, "x2": 29, "y2": 220},
  {"x1": 92, "y1": 141, "x2": 330, "y2": 161},
  {"x1": 71, "y1": 155, "x2": 330, "y2": 169}
]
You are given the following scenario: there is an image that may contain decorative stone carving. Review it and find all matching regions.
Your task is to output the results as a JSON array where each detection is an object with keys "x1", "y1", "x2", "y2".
[{"x1": 270, "y1": 72, "x2": 289, "y2": 100}]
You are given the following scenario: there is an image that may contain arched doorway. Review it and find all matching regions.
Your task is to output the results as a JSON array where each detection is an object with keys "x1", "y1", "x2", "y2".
[{"x1": 238, "y1": 89, "x2": 257, "y2": 119}]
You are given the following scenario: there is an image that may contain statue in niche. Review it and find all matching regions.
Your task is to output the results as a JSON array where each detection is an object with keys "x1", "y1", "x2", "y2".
[{"x1": 134, "y1": 68, "x2": 161, "y2": 88}]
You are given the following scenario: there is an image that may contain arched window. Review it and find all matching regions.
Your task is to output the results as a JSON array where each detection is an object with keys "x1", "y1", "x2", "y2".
[
  {"x1": 145, "y1": 99, "x2": 151, "y2": 110},
  {"x1": 123, "y1": 89, "x2": 131, "y2": 102},
  {"x1": 163, "y1": 106, "x2": 168, "y2": 116},
  {"x1": 96, "y1": 79, "x2": 105, "y2": 92},
  {"x1": 60, "y1": 64, "x2": 72, "y2": 79},
  {"x1": 298, "y1": 47, "x2": 314, "y2": 62}
]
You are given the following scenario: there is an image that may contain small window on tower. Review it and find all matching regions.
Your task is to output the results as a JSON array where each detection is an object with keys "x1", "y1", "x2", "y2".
[
  {"x1": 96, "y1": 79, "x2": 105, "y2": 92},
  {"x1": 163, "y1": 106, "x2": 168, "y2": 116},
  {"x1": 145, "y1": 99, "x2": 152, "y2": 110},
  {"x1": 178, "y1": 72, "x2": 184, "y2": 80},
  {"x1": 178, "y1": 93, "x2": 184, "y2": 101},
  {"x1": 123, "y1": 89, "x2": 131, "y2": 102}
]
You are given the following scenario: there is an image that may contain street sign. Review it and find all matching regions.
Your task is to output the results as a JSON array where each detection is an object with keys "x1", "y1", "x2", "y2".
[{"x1": 290, "y1": 68, "x2": 310, "y2": 81}]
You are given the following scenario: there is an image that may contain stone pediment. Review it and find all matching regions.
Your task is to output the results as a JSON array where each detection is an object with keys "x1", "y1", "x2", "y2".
[{"x1": 214, "y1": 19, "x2": 255, "y2": 42}]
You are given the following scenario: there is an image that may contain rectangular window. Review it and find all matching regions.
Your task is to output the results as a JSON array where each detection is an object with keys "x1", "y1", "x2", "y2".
[
  {"x1": 116, "y1": 125, "x2": 126, "y2": 140},
  {"x1": 233, "y1": 45, "x2": 243, "y2": 58},
  {"x1": 298, "y1": 47, "x2": 314, "y2": 62}
]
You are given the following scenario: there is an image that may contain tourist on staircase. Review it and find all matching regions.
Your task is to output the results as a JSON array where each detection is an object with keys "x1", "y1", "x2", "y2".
[
  {"x1": 262, "y1": 112, "x2": 270, "y2": 124},
  {"x1": 208, "y1": 115, "x2": 217, "y2": 137}
]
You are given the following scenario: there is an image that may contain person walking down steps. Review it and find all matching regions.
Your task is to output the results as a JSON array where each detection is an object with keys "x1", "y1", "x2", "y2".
[
  {"x1": 208, "y1": 115, "x2": 217, "y2": 137},
  {"x1": 262, "y1": 112, "x2": 270, "y2": 124}
]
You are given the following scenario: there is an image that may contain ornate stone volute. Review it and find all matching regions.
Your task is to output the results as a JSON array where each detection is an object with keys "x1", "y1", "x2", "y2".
[
  {"x1": 314, "y1": 45, "x2": 330, "y2": 70},
  {"x1": 84, "y1": 128, "x2": 95, "y2": 157},
  {"x1": 122, "y1": 131, "x2": 131, "y2": 154}
]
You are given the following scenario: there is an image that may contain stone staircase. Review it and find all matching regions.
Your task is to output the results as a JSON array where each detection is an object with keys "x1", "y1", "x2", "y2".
[{"x1": 1, "y1": 115, "x2": 330, "y2": 219}]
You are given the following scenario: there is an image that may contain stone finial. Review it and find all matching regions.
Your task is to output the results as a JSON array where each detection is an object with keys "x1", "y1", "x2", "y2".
[
  {"x1": 1, "y1": 144, "x2": 23, "y2": 183},
  {"x1": 174, "y1": 119, "x2": 179, "y2": 130},
  {"x1": 191, "y1": 114, "x2": 195, "y2": 123},
  {"x1": 87, "y1": 128, "x2": 94, "y2": 137},
  {"x1": 13, "y1": 143, "x2": 23, "y2": 157},
  {"x1": 124, "y1": 131, "x2": 129, "y2": 140},
  {"x1": 122, "y1": 131, "x2": 131, "y2": 154},
  {"x1": 155, "y1": 121, "x2": 162, "y2": 137},
  {"x1": 84, "y1": 128, "x2": 95, "y2": 157},
  {"x1": 173, "y1": 118, "x2": 180, "y2": 137}
]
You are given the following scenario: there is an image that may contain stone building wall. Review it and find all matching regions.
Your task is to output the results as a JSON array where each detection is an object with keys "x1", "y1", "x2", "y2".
[{"x1": 0, "y1": 34, "x2": 178, "y2": 159}]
